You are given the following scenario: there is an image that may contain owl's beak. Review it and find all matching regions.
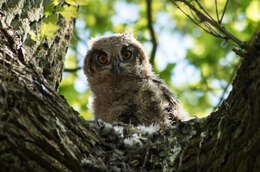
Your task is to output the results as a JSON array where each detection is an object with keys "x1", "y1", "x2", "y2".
[{"x1": 113, "y1": 59, "x2": 122, "y2": 76}]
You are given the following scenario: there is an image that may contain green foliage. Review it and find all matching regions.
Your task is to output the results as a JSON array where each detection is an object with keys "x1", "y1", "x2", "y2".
[
  {"x1": 157, "y1": 63, "x2": 176, "y2": 85},
  {"x1": 58, "y1": 5, "x2": 78, "y2": 22},
  {"x1": 58, "y1": 0, "x2": 259, "y2": 119},
  {"x1": 40, "y1": 14, "x2": 60, "y2": 37},
  {"x1": 39, "y1": 0, "x2": 87, "y2": 38},
  {"x1": 79, "y1": 0, "x2": 116, "y2": 36}
]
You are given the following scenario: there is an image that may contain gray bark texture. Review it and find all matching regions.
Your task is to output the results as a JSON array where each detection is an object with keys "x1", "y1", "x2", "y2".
[{"x1": 0, "y1": 0, "x2": 260, "y2": 172}]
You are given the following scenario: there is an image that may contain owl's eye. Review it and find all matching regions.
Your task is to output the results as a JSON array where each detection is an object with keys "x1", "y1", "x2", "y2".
[
  {"x1": 122, "y1": 49, "x2": 132, "y2": 60},
  {"x1": 96, "y1": 54, "x2": 109, "y2": 65}
]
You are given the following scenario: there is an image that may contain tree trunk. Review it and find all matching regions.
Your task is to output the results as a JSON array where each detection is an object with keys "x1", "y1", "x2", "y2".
[{"x1": 0, "y1": 1, "x2": 259, "y2": 172}]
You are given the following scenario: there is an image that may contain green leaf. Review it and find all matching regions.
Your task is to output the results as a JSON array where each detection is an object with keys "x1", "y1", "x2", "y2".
[
  {"x1": 159, "y1": 63, "x2": 176, "y2": 84},
  {"x1": 65, "y1": 0, "x2": 88, "y2": 6},
  {"x1": 28, "y1": 30, "x2": 40, "y2": 43},
  {"x1": 246, "y1": 0, "x2": 260, "y2": 22},
  {"x1": 40, "y1": 15, "x2": 59, "y2": 38},
  {"x1": 65, "y1": 54, "x2": 77, "y2": 69},
  {"x1": 44, "y1": 0, "x2": 60, "y2": 15},
  {"x1": 59, "y1": 5, "x2": 78, "y2": 22}
]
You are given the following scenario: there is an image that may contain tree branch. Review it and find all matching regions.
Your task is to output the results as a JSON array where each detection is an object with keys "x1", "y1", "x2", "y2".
[
  {"x1": 174, "y1": 1, "x2": 225, "y2": 39},
  {"x1": 195, "y1": 0, "x2": 215, "y2": 21},
  {"x1": 170, "y1": 0, "x2": 245, "y2": 48},
  {"x1": 64, "y1": 67, "x2": 81, "y2": 72},
  {"x1": 146, "y1": 0, "x2": 158, "y2": 66},
  {"x1": 215, "y1": 0, "x2": 220, "y2": 22},
  {"x1": 219, "y1": 0, "x2": 230, "y2": 24},
  {"x1": 214, "y1": 61, "x2": 239, "y2": 111}
]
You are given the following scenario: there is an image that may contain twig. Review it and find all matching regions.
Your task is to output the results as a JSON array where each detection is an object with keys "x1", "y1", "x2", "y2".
[
  {"x1": 64, "y1": 67, "x2": 81, "y2": 72},
  {"x1": 146, "y1": 0, "x2": 158, "y2": 66},
  {"x1": 215, "y1": 0, "x2": 220, "y2": 22},
  {"x1": 214, "y1": 61, "x2": 239, "y2": 110},
  {"x1": 195, "y1": 0, "x2": 215, "y2": 21},
  {"x1": 170, "y1": 0, "x2": 245, "y2": 48},
  {"x1": 188, "y1": 6, "x2": 222, "y2": 39},
  {"x1": 232, "y1": 48, "x2": 247, "y2": 57},
  {"x1": 220, "y1": 0, "x2": 229, "y2": 24},
  {"x1": 203, "y1": 22, "x2": 225, "y2": 39},
  {"x1": 174, "y1": 1, "x2": 222, "y2": 38},
  {"x1": 181, "y1": 0, "x2": 241, "y2": 45}
]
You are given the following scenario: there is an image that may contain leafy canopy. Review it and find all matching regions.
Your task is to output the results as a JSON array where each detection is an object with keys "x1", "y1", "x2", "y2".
[{"x1": 39, "y1": 0, "x2": 259, "y2": 119}]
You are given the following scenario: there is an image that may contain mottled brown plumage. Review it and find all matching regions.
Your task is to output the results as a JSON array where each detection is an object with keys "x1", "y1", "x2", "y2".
[{"x1": 84, "y1": 33, "x2": 190, "y2": 128}]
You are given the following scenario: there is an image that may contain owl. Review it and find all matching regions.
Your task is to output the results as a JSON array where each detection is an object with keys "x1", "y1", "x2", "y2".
[{"x1": 83, "y1": 33, "x2": 190, "y2": 128}]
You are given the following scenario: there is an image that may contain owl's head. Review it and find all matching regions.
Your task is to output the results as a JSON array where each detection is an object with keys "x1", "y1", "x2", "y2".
[{"x1": 84, "y1": 33, "x2": 152, "y2": 85}]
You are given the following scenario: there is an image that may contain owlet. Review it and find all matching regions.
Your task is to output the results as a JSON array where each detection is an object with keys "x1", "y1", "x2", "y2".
[{"x1": 84, "y1": 33, "x2": 190, "y2": 128}]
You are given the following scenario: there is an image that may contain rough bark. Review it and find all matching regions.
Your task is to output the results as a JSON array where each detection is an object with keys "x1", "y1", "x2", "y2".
[
  {"x1": 0, "y1": 0, "x2": 74, "y2": 90},
  {"x1": 0, "y1": 1, "x2": 259, "y2": 172}
]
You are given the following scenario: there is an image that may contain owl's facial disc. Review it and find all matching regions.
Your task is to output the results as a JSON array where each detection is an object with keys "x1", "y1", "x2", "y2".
[
  {"x1": 91, "y1": 50, "x2": 110, "y2": 66},
  {"x1": 112, "y1": 58, "x2": 122, "y2": 76},
  {"x1": 112, "y1": 45, "x2": 135, "y2": 76},
  {"x1": 121, "y1": 45, "x2": 133, "y2": 61}
]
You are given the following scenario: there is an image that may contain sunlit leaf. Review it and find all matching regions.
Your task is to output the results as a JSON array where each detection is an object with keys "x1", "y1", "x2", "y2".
[
  {"x1": 44, "y1": 0, "x2": 60, "y2": 15},
  {"x1": 28, "y1": 30, "x2": 40, "y2": 43},
  {"x1": 81, "y1": 110, "x2": 93, "y2": 120},
  {"x1": 159, "y1": 63, "x2": 176, "y2": 84},
  {"x1": 40, "y1": 15, "x2": 59, "y2": 37},
  {"x1": 65, "y1": 54, "x2": 77, "y2": 69},
  {"x1": 59, "y1": 5, "x2": 78, "y2": 22},
  {"x1": 246, "y1": 0, "x2": 260, "y2": 22},
  {"x1": 85, "y1": 15, "x2": 96, "y2": 26},
  {"x1": 65, "y1": 0, "x2": 88, "y2": 6},
  {"x1": 112, "y1": 24, "x2": 125, "y2": 33}
]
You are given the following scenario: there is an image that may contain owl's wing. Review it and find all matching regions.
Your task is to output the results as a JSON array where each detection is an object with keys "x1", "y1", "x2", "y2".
[
  {"x1": 152, "y1": 78, "x2": 182, "y2": 123},
  {"x1": 152, "y1": 78, "x2": 179, "y2": 104}
]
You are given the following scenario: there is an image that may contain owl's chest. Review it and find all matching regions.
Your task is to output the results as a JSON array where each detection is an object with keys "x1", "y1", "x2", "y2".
[
  {"x1": 111, "y1": 88, "x2": 139, "y2": 105},
  {"x1": 110, "y1": 88, "x2": 166, "y2": 125}
]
